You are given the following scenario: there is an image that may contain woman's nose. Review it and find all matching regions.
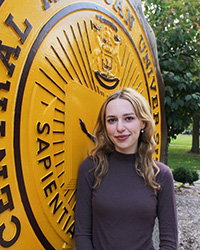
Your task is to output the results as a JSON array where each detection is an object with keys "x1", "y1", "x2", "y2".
[{"x1": 116, "y1": 120, "x2": 125, "y2": 132}]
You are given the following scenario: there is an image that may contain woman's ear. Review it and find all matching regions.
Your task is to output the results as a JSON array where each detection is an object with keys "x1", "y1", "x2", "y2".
[{"x1": 141, "y1": 121, "x2": 146, "y2": 130}]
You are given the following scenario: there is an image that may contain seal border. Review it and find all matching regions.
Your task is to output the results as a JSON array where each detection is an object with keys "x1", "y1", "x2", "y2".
[{"x1": 14, "y1": 2, "x2": 155, "y2": 249}]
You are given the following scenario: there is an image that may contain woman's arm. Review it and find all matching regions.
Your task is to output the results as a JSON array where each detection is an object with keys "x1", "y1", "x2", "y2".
[
  {"x1": 156, "y1": 162, "x2": 178, "y2": 250},
  {"x1": 75, "y1": 158, "x2": 94, "y2": 250}
]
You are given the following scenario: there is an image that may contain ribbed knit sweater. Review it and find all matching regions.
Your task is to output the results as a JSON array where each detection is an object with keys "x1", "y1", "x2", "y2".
[{"x1": 75, "y1": 150, "x2": 178, "y2": 250}]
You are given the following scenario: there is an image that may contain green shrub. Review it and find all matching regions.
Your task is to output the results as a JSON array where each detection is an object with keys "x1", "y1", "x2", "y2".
[
  {"x1": 190, "y1": 170, "x2": 199, "y2": 184},
  {"x1": 173, "y1": 167, "x2": 199, "y2": 185}
]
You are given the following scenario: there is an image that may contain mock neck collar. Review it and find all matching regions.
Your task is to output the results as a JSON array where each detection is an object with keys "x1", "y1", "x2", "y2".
[{"x1": 111, "y1": 150, "x2": 136, "y2": 161}]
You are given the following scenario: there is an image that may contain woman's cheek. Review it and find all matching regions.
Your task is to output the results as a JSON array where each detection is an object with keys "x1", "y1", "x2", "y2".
[{"x1": 106, "y1": 124, "x2": 113, "y2": 136}]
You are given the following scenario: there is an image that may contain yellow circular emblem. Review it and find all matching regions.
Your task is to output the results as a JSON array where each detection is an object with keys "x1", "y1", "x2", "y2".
[{"x1": 0, "y1": 1, "x2": 166, "y2": 249}]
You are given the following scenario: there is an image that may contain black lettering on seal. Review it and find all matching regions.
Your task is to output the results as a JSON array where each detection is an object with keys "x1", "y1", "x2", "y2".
[
  {"x1": 139, "y1": 34, "x2": 146, "y2": 53},
  {"x1": 0, "y1": 41, "x2": 21, "y2": 77},
  {"x1": 0, "y1": 185, "x2": 14, "y2": 213},
  {"x1": 0, "y1": 98, "x2": 8, "y2": 111},
  {"x1": 42, "y1": 0, "x2": 59, "y2": 10},
  {"x1": 0, "y1": 149, "x2": 6, "y2": 162},
  {"x1": 0, "y1": 121, "x2": 5, "y2": 137},
  {"x1": 0, "y1": 81, "x2": 10, "y2": 91},
  {"x1": 44, "y1": 179, "x2": 57, "y2": 197},
  {"x1": 0, "y1": 165, "x2": 7, "y2": 179},
  {"x1": 0, "y1": 216, "x2": 21, "y2": 247},
  {"x1": 114, "y1": 0, "x2": 124, "y2": 18},
  {"x1": 49, "y1": 192, "x2": 63, "y2": 214},
  {"x1": 38, "y1": 155, "x2": 51, "y2": 169},
  {"x1": 37, "y1": 138, "x2": 50, "y2": 154},
  {"x1": 153, "y1": 112, "x2": 159, "y2": 125},
  {"x1": 37, "y1": 122, "x2": 50, "y2": 134},
  {"x1": 152, "y1": 95, "x2": 158, "y2": 109},
  {"x1": 125, "y1": 8, "x2": 135, "y2": 30},
  {"x1": 5, "y1": 14, "x2": 32, "y2": 44}
]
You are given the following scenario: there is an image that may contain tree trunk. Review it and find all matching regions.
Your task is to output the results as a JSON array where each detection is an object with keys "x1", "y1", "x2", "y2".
[
  {"x1": 190, "y1": 115, "x2": 200, "y2": 153},
  {"x1": 164, "y1": 138, "x2": 170, "y2": 165}
]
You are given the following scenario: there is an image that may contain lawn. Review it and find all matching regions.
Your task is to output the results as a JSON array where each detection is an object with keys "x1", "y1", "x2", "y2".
[{"x1": 168, "y1": 134, "x2": 200, "y2": 170}]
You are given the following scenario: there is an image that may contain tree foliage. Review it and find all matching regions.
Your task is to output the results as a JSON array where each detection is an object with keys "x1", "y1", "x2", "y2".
[{"x1": 142, "y1": 0, "x2": 200, "y2": 141}]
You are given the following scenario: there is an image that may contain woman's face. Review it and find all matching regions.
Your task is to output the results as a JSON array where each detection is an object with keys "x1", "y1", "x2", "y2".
[{"x1": 105, "y1": 98, "x2": 145, "y2": 154}]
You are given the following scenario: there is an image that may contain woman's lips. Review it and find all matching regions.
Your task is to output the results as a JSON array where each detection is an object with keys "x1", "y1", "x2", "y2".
[{"x1": 115, "y1": 135, "x2": 130, "y2": 141}]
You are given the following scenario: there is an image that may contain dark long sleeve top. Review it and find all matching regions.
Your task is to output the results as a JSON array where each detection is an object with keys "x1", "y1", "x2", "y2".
[{"x1": 75, "y1": 150, "x2": 178, "y2": 250}]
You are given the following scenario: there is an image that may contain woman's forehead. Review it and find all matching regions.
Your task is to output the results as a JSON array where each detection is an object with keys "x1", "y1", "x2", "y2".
[{"x1": 106, "y1": 98, "x2": 135, "y2": 115}]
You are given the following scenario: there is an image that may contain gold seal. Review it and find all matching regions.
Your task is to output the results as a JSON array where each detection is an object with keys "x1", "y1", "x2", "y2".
[{"x1": 0, "y1": 1, "x2": 165, "y2": 249}]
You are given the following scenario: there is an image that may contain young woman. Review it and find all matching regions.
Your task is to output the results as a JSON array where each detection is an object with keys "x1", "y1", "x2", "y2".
[{"x1": 75, "y1": 88, "x2": 178, "y2": 250}]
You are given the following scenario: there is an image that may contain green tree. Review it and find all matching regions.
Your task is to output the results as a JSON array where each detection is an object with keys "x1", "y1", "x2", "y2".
[{"x1": 142, "y1": 0, "x2": 200, "y2": 156}]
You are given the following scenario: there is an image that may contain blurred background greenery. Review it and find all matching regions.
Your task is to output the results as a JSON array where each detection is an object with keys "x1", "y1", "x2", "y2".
[{"x1": 168, "y1": 134, "x2": 200, "y2": 170}]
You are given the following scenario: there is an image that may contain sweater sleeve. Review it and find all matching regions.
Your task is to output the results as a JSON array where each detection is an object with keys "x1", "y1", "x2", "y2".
[
  {"x1": 156, "y1": 162, "x2": 178, "y2": 250},
  {"x1": 75, "y1": 157, "x2": 94, "y2": 250}
]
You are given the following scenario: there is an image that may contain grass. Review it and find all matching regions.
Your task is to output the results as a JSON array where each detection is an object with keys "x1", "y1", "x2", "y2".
[{"x1": 168, "y1": 134, "x2": 200, "y2": 170}]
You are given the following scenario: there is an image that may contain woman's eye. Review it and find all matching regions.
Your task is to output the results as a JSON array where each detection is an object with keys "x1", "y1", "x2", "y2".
[
  {"x1": 125, "y1": 116, "x2": 134, "y2": 121},
  {"x1": 107, "y1": 118, "x2": 116, "y2": 123}
]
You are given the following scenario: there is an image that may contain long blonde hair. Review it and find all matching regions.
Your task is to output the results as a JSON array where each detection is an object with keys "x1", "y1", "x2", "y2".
[{"x1": 91, "y1": 88, "x2": 160, "y2": 191}]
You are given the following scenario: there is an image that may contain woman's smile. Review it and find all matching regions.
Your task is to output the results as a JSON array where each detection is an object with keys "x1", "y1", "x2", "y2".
[
  {"x1": 105, "y1": 98, "x2": 145, "y2": 154},
  {"x1": 115, "y1": 135, "x2": 130, "y2": 141}
]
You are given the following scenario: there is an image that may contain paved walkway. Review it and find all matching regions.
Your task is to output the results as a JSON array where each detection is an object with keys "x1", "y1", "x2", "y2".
[{"x1": 153, "y1": 169, "x2": 200, "y2": 249}]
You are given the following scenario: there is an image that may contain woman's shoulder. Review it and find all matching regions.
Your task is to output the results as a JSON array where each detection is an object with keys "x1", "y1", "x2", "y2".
[
  {"x1": 155, "y1": 161, "x2": 174, "y2": 182},
  {"x1": 77, "y1": 156, "x2": 95, "y2": 185},
  {"x1": 79, "y1": 156, "x2": 94, "y2": 173},
  {"x1": 155, "y1": 161, "x2": 171, "y2": 172},
  {"x1": 155, "y1": 161, "x2": 176, "y2": 198}
]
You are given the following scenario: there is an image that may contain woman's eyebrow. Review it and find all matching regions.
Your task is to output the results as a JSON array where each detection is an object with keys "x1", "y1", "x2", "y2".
[
  {"x1": 106, "y1": 115, "x2": 116, "y2": 118},
  {"x1": 123, "y1": 112, "x2": 135, "y2": 116},
  {"x1": 106, "y1": 112, "x2": 135, "y2": 117}
]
